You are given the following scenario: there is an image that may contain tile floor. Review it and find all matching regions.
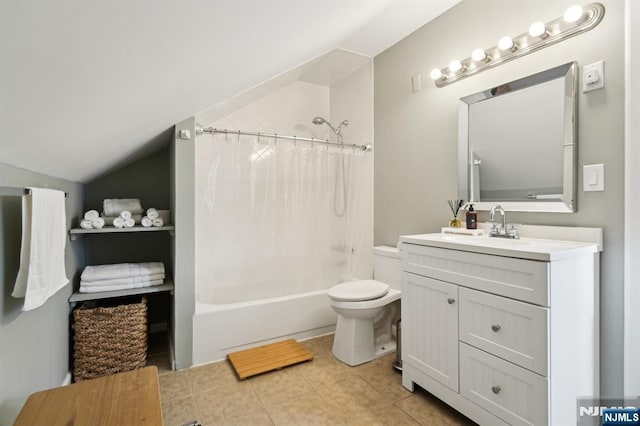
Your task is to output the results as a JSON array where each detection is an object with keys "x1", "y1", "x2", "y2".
[{"x1": 151, "y1": 334, "x2": 476, "y2": 426}]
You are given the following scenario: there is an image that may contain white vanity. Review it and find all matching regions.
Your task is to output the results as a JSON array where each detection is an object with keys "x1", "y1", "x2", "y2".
[{"x1": 400, "y1": 229, "x2": 601, "y2": 426}]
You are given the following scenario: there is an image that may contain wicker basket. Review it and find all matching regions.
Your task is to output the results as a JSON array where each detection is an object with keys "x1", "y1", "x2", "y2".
[{"x1": 73, "y1": 296, "x2": 148, "y2": 381}]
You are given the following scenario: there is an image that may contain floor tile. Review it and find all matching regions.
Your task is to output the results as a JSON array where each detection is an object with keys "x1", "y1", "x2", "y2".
[
  {"x1": 161, "y1": 395, "x2": 199, "y2": 426},
  {"x1": 297, "y1": 353, "x2": 357, "y2": 389},
  {"x1": 159, "y1": 370, "x2": 192, "y2": 403},
  {"x1": 189, "y1": 359, "x2": 249, "y2": 393},
  {"x1": 250, "y1": 368, "x2": 314, "y2": 407},
  {"x1": 395, "y1": 390, "x2": 476, "y2": 426},
  {"x1": 266, "y1": 393, "x2": 346, "y2": 425}
]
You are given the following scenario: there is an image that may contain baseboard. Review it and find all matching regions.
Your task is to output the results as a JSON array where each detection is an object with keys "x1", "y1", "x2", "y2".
[{"x1": 61, "y1": 372, "x2": 72, "y2": 386}]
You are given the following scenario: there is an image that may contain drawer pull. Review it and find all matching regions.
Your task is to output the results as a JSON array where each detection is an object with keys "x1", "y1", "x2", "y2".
[
  {"x1": 447, "y1": 298, "x2": 456, "y2": 304},
  {"x1": 491, "y1": 324, "x2": 501, "y2": 332},
  {"x1": 491, "y1": 385, "x2": 501, "y2": 394}
]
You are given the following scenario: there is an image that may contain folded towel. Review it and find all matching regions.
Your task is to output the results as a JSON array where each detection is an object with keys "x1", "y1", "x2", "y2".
[
  {"x1": 120, "y1": 210, "x2": 132, "y2": 220},
  {"x1": 81, "y1": 262, "x2": 165, "y2": 282},
  {"x1": 79, "y1": 279, "x2": 164, "y2": 293},
  {"x1": 12, "y1": 188, "x2": 69, "y2": 311},
  {"x1": 124, "y1": 217, "x2": 135, "y2": 228},
  {"x1": 141, "y1": 216, "x2": 153, "y2": 227},
  {"x1": 113, "y1": 217, "x2": 125, "y2": 228},
  {"x1": 152, "y1": 218, "x2": 164, "y2": 227},
  {"x1": 80, "y1": 219, "x2": 93, "y2": 230},
  {"x1": 80, "y1": 273, "x2": 165, "y2": 287},
  {"x1": 103, "y1": 199, "x2": 143, "y2": 217},
  {"x1": 91, "y1": 217, "x2": 105, "y2": 229},
  {"x1": 101, "y1": 214, "x2": 142, "y2": 226},
  {"x1": 84, "y1": 210, "x2": 99, "y2": 220},
  {"x1": 146, "y1": 208, "x2": 159, "y2": 220}
]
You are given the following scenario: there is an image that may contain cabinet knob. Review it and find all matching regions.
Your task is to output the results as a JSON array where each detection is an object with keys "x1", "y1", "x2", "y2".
[
  {"x1": 491, "y1": 324, "x2": 501, "y2": 332},
  {"x1": 491, "y1": 385, "x2": 501, "y2": 394},
  {"x1": 447, "y1": 298, "x2": 455, "y2": 304}
]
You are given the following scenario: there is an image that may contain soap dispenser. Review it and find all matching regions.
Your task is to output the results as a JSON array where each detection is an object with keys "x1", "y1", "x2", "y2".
[{"x1": 466, "y1": 204, "x2": 477, "y2": 229}]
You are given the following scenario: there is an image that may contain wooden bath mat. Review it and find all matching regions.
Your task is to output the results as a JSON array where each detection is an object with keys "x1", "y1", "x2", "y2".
[{"x1": 227, "y1": 339, "x2": 313, "y2": 380}]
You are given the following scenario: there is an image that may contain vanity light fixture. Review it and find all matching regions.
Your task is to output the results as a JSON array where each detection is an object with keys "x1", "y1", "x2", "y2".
[{"x1": 430, "y1": 3, "x2": 604, "y2": 87}]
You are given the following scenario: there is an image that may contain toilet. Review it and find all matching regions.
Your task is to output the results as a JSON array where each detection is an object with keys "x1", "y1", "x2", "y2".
[{"x1": 328, "y1": 246, "x2": 401, "y2": 366}]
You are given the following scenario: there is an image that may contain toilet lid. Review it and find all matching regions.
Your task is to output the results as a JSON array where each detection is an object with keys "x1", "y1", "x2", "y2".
[{"x1": 328, "y1": 280, "x2": 390, "y2": 302}]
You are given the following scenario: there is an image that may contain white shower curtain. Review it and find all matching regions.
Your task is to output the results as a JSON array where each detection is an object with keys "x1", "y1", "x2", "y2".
[{"x1": 195, "y1": 134, "x2": 372, "y2": 304}]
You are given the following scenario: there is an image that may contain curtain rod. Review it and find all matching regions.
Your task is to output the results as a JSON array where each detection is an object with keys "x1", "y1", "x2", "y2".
[{"x1": 196, "y1": 126, "x2": 372, "y2": 152}]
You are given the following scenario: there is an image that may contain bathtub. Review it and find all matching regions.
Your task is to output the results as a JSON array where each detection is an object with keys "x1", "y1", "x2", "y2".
[{"x1": 192, "y1": 289, "x2": 337, "y2": 365}]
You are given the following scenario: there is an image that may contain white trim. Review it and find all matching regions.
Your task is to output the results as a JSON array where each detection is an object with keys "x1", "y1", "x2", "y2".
[{"x1": 624, "y1": 0, "x2": 640, "y2": 397}]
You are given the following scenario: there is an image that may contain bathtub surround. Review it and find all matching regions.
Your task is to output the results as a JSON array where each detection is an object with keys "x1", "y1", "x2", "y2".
[
  {"x1": 0, "y1": 162, "x2": 84, "y2": 425},
  {"x1": 374, "y1": 0, "x2": 625, "y2": 396}
]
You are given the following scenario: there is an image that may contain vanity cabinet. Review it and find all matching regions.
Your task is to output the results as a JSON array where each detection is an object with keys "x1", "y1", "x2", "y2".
[{"x1": 400, "y1": 233, "x2": 599, "y2": 426}]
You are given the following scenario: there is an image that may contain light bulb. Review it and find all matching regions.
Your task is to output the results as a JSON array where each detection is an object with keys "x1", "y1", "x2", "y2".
[
  {"x1": 449, "y1": 59, "x2": 463, "y2": 73},
  {"x1": 498, "y1": 36, "x2": 515, "y2": 51},
  {"x1": 528, "y1": 21, "x2": 547, "y2": 38},
  {"x1": 564, "y1": 5, "x2": 584, "y2": 23},
  {"x1": 471, "y1": 48, "x2": 487, "y2": 62},
  {"x1": 430, "y1": 68, "x2": 443, "y2": 80}
]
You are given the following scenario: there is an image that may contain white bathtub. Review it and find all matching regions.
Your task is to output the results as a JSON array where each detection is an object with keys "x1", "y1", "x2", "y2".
[{"x1": 192, "y1": 289, "x2": 337, "y2": 365}]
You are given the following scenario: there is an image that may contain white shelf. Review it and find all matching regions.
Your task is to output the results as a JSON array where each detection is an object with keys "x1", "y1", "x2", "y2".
[
  {"x1": 69, "y1": 280, "x2": 174, "y2": 303},
  {"x1": 69, "y1": 225, "x2": 174, "y2": 240}
]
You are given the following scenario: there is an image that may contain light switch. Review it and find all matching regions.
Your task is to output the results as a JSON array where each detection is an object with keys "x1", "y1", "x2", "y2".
[
  {"x1": 583, "y1": 164, "x2": 604, "y2": 191},
  {"x1": 412, "y1": 73, "x2": 422, "y2": 93}
]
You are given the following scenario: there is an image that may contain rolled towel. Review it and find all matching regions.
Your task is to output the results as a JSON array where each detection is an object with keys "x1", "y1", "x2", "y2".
[
  {"x1": 157, "y1": 210, "x2": 171, "y2": 224},
  {"x1": 124, "y1": 217, "x2": 135, "y2": 228},
  {"x1": 101, "y1": 214, "x2": 142, "y2": 226},
  {"x1": 103, "y1": 199, "x2": 143, "y2": 217},
  {"x1": 146, "y1": 208, "x2": 159, "y2": 220},
  {"x1": 84, "y1": 210, "x2": 99, "y2": 220},
  {"x1": 80, "y1": 219, "x2": 93, "y2": 230},
  {"x1": 119, "y1": 210, "x2": 132, "y2": 220},
  {"x1": 152, "y1": 218, "x2": 164, "y2": 227},
  {"x1": 113, "y1": 217, "x2": 125, "y2": 228},
  {"x1": 141, "y1": 216, "x2": 153, "y2": 228},
  {"x1": 91, "y1": 217, "x2": 105, "y2": 229}
]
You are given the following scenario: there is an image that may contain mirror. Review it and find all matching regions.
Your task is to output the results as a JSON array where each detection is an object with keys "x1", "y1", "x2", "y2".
[{"x1": 458, "y1": 62, "x2": 577, "y2": 212}]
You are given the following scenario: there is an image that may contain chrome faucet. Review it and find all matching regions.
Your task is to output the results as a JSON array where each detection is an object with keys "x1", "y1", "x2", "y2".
[{"x1": 489, "y1": 204, "x2": 519, "y2": 239}]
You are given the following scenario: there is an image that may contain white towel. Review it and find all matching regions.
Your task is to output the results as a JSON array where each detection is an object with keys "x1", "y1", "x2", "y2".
[
  {"x1": 152, "y1": 218, "x2": 164, "y2": 227},
  {"x1": 113, "y1": 217, "x2": 125, "y2": 228},
  {"x1": 103, "y1": 199, "x2": 143, "y2": 217},
  {"x1": 101, "y1": 214, "x2": 141, "y2": 226},
  {"x1": 80, "y1": 273, "x2": 165, "y2": 287},
  {"x1": 119, "y1": 210, "x2": 132, "y2": 220},
  {"x1": 123, "y1": 217, "x2": 135, "y2": 228},
  {"x1": 141, "y1": 216, "x2": 153, "y2": 227},
  {"x1": 84, "y1": 210, "x2": 99, "y2": 220},
  {"x1": 12, "y1": 188, "x2": 69, "y2": 311},
  {"x1": 146, "y1": 208, "x2": 159, "y2": 220},
  {"x1": 80, "y1": 219, "x2": 93, "y2": 230},
  {"x1": 79, "y1": 279, "x2": 164, "y2": 293},
  {"x1": 81, "y1": 262, "x2": 165, "y2": 282},
  {"x1": 91, "y1": 217, "x2": 105, "y2": 229}
]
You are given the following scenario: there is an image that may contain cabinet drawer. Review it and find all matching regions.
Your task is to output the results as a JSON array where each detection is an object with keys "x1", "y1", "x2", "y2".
[
  {"x1": 402, "y1": 244, "x2": 549, "y2": 306},
  {"x1": 459, "y1": 288, "x2": 548, "y2": 376},
  {"x1": 460, "y1": 343, "x2": 548, "y2": 426}
]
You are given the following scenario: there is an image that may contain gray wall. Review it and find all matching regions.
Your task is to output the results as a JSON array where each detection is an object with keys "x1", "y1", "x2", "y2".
[
  {"x1": 0, "y1": 162, "x2": 84, "y2": 425},
  {"x1": 172, "y1": 119, "x2": 196, "y2": 369},
  {"x1": 374, "y1": 0, "x2": 624, "y2": 396}
]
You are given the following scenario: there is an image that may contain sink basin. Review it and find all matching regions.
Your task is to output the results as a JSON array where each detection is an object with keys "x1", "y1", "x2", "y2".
[{"x1": 400, "y1": 233, "x2": 599, "y2": 261}]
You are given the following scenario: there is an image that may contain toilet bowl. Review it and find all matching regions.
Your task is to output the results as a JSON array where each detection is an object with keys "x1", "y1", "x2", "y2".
[{"x1": 328, "y1": 246, "x2": 401, "y2": 366}]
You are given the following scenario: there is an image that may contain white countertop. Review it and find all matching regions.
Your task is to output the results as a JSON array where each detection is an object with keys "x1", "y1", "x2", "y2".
[{"x1": 399, "y1": 233, "x2": 600, "y2": 261}]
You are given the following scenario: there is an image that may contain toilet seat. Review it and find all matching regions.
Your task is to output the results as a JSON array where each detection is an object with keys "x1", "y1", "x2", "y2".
[{"x1": 328, "y1": 280, "x2": 390, "y2": 302}]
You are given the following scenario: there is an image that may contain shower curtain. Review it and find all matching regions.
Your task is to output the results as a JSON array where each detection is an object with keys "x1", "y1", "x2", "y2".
[{"x1": 195, "y1": 134, "x2": 372, "y2": 304}]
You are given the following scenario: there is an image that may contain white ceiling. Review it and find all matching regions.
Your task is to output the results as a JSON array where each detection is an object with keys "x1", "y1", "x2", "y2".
[{"x1": 0, "y1": 0, "x2": 460, "y2": 183}]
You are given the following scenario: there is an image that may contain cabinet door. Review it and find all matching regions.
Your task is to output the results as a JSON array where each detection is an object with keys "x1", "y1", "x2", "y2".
[{"x1": 402, "y1": 272, "x2": 459, "y2": 392}]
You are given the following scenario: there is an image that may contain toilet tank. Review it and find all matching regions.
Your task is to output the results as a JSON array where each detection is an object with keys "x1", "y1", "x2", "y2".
[{"x1": 373, "y1": 246, "x2": 401, "y2": 289}]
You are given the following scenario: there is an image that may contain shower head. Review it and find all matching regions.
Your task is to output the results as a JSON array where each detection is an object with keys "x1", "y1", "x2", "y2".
[{"x1": 311, "y1": 116, "x2": 349, "y2": 137}]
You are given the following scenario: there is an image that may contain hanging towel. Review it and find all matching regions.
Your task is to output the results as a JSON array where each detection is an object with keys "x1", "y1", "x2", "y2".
[
  {"x1": 103, "y1": 199, "x2": 143, "y2": 216},
  {"x1": 12, "y1": 188, "x2": 69, "y2": 311}
]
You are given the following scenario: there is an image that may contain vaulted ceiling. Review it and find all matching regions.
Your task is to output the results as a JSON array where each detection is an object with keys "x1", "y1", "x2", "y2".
[{"x1": 1, "y1": 0, "x2": 460, "y2": 182}]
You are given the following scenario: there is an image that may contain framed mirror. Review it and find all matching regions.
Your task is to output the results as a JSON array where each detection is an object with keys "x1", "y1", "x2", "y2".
[{"x1": 458, "y1": 62, "x2": 578, "y2": 212}]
